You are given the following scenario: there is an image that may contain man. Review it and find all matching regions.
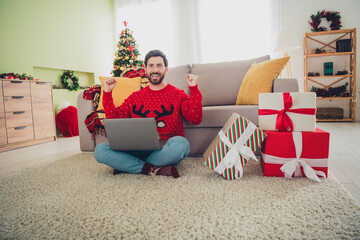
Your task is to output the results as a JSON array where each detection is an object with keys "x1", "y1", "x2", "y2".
[{"x1": 94, "y1": 50, "x2": 202, "y2": 178}]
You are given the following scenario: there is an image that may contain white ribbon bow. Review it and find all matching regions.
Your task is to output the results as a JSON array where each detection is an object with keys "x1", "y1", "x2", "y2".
[
  {"x1": 279, "y1": 132, "x2": 326, "y2": 182},
  {"x1": 214, "y1": 123, "x2": 257, "y2": 179}
]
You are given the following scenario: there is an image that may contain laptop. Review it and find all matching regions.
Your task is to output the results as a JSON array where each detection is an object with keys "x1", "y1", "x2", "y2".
[{"x1": 103, "y1": 118, "x2": 162, "y2": 151}]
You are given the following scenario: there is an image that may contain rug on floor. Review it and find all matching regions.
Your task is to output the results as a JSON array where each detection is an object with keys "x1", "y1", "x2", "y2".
[{"x1": 0, "y1": 153, "x2": 359, "y2": 240}]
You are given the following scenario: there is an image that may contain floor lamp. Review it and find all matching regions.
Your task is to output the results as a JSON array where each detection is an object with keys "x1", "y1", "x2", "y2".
[{"x1": 273, "y1": 30, "x2": 300, "y2": 78}]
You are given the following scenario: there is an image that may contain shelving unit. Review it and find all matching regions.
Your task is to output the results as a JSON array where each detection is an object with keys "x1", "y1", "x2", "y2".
[{"x1": 304, "y1": 28, "x2": 356, "y2": 122}]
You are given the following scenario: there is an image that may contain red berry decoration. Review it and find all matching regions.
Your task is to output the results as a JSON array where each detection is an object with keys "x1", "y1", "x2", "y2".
[{"x1": 309, "y1": 10, "x2": 342, "y2": 32}]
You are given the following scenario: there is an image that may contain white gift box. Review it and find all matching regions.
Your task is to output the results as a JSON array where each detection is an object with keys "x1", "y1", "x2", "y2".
[{"x1": 258, "y1": 92, "x2": 316, "y2": 132}]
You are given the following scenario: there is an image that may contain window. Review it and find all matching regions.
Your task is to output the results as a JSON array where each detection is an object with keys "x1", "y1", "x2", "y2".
[
  {"x1": 115, "y1": 0, "x2": 176, "y2": 66},
  {"x1": 114, "y1": 0, "x2": 275, "y2": 66},
  {"x1": 197, "y1": 0, "x2": 273, "y2": 63}
]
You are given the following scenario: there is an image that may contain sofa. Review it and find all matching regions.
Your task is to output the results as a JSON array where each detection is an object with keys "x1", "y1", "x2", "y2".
[{"x1": 77, "y1": 55, "x2": 299, "y2": 156}]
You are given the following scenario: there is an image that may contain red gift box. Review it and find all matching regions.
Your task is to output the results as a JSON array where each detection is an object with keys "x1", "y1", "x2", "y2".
[{"x1": 260, "y1": 128, "x2": 329, "y2": 182}]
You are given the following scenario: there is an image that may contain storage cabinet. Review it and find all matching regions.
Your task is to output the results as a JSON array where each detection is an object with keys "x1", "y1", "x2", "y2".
[
  {"x1": 303, "y1": 28, "x2": 357, "y2": 121},
  {"x1": 0, "y1": 82, "x2": 6, "y2": 146},
  {"x1": 31, "y1": 82, "x2": 56, "y2": 139},
  {"x1": 0, "y1": 79, "x2": 56, "y2": 152}
]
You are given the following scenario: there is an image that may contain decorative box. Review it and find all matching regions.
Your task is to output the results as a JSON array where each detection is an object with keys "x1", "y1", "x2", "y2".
[
  {"x1": 316, "y1": 107, "x2": 343, "y2": 120},
  {"x1": 203, "y1": 113, "x2": 266, "y2": 180},
  {"x1": 260, "y1": 129, "x2": 329, "y2": 182},
  {"x1": 258, "y1": 92, "x2": 316, "y2": 132}
]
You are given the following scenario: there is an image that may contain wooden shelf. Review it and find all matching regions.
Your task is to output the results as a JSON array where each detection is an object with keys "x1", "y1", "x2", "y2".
[
  {"x1": 316, "y1": 118, "x2": 354, "y2": 122},
  {"x1": 306, "y1": 74, "x2": 354, "y2": 79},
  {"x1": 307, "y1": 52, "x2": 354, "y2": 57},
  {"x1": 305, "y1": 28, "x2": 356, "y2": 36},
  {"x1": 316, "y1": 96, "x2": 356, "y2": 100}
]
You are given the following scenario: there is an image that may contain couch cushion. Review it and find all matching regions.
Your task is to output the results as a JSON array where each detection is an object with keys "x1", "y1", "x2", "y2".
[
  {"x1": 164, "y1": 64, "x2": 191, "y2": 94},
  {"x1": 191, "y1": 55, "x2": 270, "y2": 106},
  {"x1": 184, "y1": 105, "x2": 259, "y2": 128},
  {"x1": 236, "y1": 56, "x2": 290, "y2": 105}
]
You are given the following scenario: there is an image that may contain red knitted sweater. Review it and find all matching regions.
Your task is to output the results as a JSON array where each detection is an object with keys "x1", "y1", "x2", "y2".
[{"x1": 102, "y1": 84, "x2": 202, "y2": 139}]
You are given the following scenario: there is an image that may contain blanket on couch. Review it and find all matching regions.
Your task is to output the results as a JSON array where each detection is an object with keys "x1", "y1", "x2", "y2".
[{"x1": 83, "y1": 68, "x2": 148, "y2": 139}]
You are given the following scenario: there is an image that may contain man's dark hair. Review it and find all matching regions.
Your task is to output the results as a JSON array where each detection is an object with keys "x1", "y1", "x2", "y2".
[{"x1": 144, "y1": 50, "x2": 168, "y2": 67}]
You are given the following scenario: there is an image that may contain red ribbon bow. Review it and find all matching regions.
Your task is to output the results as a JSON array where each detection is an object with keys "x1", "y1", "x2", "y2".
[{"x1": 258, "y1": 93, "x2": 316, "y2": 131}]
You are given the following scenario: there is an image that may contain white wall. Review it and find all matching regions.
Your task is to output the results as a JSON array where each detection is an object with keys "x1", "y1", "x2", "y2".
[{"x1": 279, "y1": 0, "x2": 360, "y2": 121}]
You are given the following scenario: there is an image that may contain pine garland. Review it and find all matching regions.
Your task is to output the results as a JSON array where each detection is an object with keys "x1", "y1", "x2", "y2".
[
  {"x1": 0, "y1": 72, "x2": 33, "y2": 80},
  {"x1": 311, "y1": 83, "x2": 350, "y2": 97}
]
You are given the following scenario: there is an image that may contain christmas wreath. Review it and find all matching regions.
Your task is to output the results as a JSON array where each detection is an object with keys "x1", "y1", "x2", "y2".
[
  {"x1": 61, "y1": 71, "x2": 80, "y2": 91},
  {"x1": 309, "y1": 10, "x2": 342, "y2": 32}
]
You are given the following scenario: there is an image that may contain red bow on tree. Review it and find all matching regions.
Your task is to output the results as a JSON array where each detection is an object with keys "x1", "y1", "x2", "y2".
[{"x1": 123, "y1": 21, "x2": 128, "y2": 27}]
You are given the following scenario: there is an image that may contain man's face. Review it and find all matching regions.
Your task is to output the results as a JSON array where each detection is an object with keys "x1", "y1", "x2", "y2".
[{"x1": 145, "y1": 56, "x2": 168, "y2": 85}]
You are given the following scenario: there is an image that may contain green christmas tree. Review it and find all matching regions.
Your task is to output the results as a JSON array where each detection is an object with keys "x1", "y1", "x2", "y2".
[{"x1": 112, "y1": 21, "x2": 144, "y2": 77}]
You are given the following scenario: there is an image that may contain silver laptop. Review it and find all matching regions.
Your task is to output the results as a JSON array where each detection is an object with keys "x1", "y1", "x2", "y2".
[{"x1": 103, "y1": 118, "x2": 161, "y2": 151}]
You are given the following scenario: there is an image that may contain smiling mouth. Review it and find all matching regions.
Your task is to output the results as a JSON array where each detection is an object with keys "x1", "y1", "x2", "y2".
[{"x1": 151, "y1": 73, "x2": 160, "y2": 80}]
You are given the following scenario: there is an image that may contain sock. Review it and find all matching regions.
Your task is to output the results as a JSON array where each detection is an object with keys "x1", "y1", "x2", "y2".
[
  {"x1": 141, "y1": 162, "x2": 180, "y2": 178},
  {"x1": 112, "y1": 169, "x2": 122, "y2": 175}
]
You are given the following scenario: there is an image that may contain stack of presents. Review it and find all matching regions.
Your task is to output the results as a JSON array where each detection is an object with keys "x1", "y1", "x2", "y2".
[{"x1": 204, "y1": 92, "x2": 329, "y2": 183}]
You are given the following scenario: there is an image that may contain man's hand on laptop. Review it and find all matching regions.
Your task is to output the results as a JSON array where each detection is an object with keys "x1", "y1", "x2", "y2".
[
  {"x1": 104, "y1": 78, "x2": 117, "y2": 92},
  {"x1": 186, "y1": 74, "x2": 198, "y2": 87}
]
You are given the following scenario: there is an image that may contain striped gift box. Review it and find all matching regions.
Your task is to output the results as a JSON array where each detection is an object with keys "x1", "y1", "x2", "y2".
[{"x1": 203, "y1": 113, "x2": 266, "y2": 180}]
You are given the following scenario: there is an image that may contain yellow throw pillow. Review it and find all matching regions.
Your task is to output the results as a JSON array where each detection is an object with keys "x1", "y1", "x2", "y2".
[
  {"x1": 97, "y1": 76, "x2": 141, "y2": 111},
  {"x1": 235, "y1": 56, "x2": 290, "y2": 105}
]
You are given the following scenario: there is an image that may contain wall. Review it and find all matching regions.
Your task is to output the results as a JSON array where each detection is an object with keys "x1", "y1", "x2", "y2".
[
  {"x1": 279, "y1": 0, "x2": 360, "y2": 121},
  {"x1": 0, "y1": 0, "x2": 114, "y2": 112}
]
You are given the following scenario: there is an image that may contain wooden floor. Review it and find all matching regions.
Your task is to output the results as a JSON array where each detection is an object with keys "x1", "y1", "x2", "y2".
[{"x1": 0, "y1": 122, "x2": 359, "y2": 204}]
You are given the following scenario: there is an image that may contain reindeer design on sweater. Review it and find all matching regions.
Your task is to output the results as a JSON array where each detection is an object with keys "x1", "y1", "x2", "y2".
[
  {"x1": 132, "y1": 104, "x2": 174, "y2": 128},
  {"x1": 102, "y1": 84, "x2": 202, "y2": 140}
]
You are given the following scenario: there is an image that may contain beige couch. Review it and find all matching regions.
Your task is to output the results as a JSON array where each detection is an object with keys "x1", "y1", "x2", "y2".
[{"x1": 77, "y1": 55, "x2": 299, "y2": 156}]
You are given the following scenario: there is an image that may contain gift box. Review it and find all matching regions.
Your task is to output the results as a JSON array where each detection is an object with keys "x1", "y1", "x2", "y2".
[
  {"x1": 260, "y1": 129, "x2": 329, "y2": 182},
  {"x1": 258, "y1": 92, "x2": 316, "y2": 132},
  {"x1": 204, "y1": 113, "x2": 266, "y2": 180}
]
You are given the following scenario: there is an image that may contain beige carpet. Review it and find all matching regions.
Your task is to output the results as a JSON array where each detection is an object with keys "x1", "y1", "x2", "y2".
[{"x1": 0, "y1": 153, "x2": 359, "y2": 240}]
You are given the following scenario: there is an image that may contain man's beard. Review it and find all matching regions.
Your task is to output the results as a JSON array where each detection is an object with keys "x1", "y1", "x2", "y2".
[{"x1": 147, "y1": 72, "x2": 165, "y2": 85}]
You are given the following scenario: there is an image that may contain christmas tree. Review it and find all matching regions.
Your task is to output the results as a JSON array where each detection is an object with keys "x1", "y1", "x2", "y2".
[{"x1": 112, "y1": 21, "x2": 144, "y2": 77}]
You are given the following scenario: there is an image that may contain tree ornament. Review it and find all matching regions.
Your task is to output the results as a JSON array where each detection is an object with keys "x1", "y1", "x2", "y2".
[
  {"x1": 309, "y1": 10, "x2": 342, "y2": 32},
  {"x1": 61, "y1": 70, "x2": 80, "y2": 91}
]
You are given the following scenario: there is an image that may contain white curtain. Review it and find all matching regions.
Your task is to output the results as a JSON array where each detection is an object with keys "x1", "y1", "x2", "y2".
[{"x1": 114, "y1": 0, "x2": 280, "y2": 67}]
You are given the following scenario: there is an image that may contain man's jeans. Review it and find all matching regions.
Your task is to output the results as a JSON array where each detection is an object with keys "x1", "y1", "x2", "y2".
[{"x1": 94, "y1": 136, "x2": 190, "y2": 174}]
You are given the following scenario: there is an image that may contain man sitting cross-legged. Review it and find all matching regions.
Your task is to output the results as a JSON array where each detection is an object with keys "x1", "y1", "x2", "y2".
[{"x1": 94, "y1": 49, "x2": 203, "y2": 178}]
